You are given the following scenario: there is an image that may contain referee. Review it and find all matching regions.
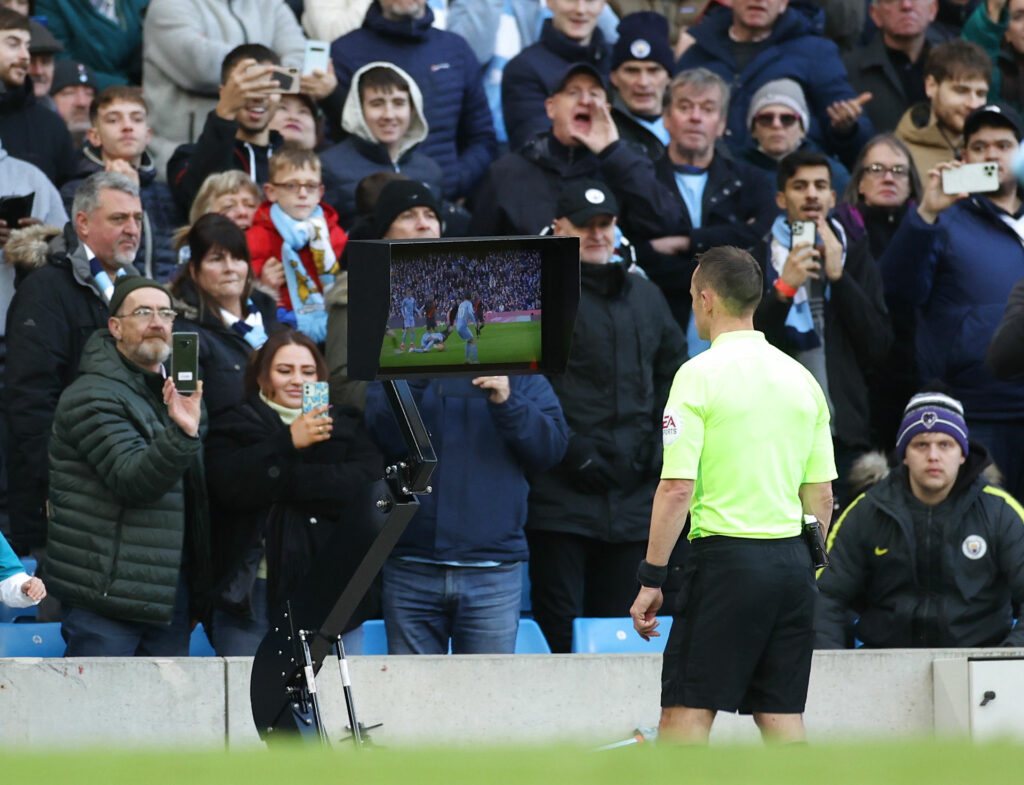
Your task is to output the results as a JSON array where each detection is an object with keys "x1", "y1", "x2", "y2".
[{"x1": 630, "y1": 246, "x2": 836, "y2": 743}]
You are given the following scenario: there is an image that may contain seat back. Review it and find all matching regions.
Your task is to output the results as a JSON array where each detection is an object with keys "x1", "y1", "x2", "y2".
[
  {"x1": 0, "y1": 622, "x2": 66, "y2": 657},
  {"x1": 571, "y1": 617, "x2": 672, "y2": 653},
  {"x1": 189, "y1": 623, "x2": 217, "y2": 656},
  {"x1": 513, "y1": 618, "x2": 551, "y2": 653}
]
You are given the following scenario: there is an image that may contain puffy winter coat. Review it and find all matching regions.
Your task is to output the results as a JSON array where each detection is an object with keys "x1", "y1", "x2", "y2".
[
  {"x1": 329, "y1": 1, "x2": 497, "y2": 199},
  {"x1": 882, "y1": 198, "x2": 1024, "y2": 419},
  {"x1": 46, "y1": 331, "x2": 210, "y2": 625},
  {"x1": 816, "y1": 444, "x2": 1024, "y2": 648},
  {"x1": 527, "y1": 262, "x2": 686, "y2": 542},
  {"x1": 0, "y1": 79, "x2": 75, "y2": 186},
  {"x1": 320, "y1": 61, "x2": 444, "y2": 227}
]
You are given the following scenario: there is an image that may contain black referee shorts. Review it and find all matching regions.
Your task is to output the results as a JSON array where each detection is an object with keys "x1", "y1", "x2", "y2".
[{"x1": 660, "y1": 535, "x2": 816, "y2": 715}]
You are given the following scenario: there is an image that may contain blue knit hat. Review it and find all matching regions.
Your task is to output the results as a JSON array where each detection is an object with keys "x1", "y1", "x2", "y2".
[
  {"x1": 611, "y1": 12, "x2": 673, "y2": 73},
  {"x1": 896, "y1": 392, "x2": 969, "y2": 459}
]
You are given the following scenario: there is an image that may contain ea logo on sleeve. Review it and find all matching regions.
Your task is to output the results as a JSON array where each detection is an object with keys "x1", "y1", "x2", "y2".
[
  {"x1": 961, "y1": 535, "x2": 987, "y2": 560},
  {"x1": 663, "y1": 408, "x2": 681, "y2": 446}
]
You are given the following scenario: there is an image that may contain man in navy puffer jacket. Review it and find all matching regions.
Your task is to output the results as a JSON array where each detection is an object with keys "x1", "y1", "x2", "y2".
[{"x1": 329, "y1": 0, "x2": 497, "y2": 200}]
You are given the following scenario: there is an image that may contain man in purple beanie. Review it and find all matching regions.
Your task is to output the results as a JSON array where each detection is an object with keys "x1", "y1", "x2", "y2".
[{"x1": 814, "y1": 391, "x2": 1024, "y2": 648}]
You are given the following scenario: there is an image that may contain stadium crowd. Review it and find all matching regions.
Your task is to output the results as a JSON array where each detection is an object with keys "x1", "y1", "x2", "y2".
[{"x1": 2, "y1": 0, "x2": 1024, "y2": 657}]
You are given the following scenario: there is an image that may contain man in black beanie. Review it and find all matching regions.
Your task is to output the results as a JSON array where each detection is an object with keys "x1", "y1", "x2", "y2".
[
  {"x1": 609, "y1": 12, "x2": 673, "y2": 161},
  {"x1": 373, "y1": 179, "x2": 442, "y2": 240}
]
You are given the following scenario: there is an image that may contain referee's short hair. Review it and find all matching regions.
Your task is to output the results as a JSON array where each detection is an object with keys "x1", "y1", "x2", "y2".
[{"x1": 693, "y1": 246, "x2": 763, "y2": 316}]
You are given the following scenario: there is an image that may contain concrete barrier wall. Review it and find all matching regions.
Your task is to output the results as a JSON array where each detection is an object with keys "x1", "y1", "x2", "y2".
[{"x1": 3, "y1": 649, "x2": 1023, "y2": 748}]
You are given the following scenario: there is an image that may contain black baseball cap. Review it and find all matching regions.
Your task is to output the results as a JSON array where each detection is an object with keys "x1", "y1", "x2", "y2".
[
  {"x1": 550, "y1": 62, "x2": 609, "y2": 97},
  {"x1": 556, "y1": 180, "x2": 618, "y2": 225},
  {"x1": 963, "y1": 103, "x2": 1024, "y2": 143}
]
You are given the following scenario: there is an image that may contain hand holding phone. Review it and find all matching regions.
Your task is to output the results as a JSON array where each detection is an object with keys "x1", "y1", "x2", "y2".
[
  {"x1": 789, "y1": 219, "x2": 817, "y2": 249},
  {"x1": 302, "y1": 381, "x2": 330, "y2": 417},
  {"x1": 303, "y1": 41, "x2": 330, "y2": 76},
  {"x1": 171, "y1": 332, "x2": 199, "y2": 394}
]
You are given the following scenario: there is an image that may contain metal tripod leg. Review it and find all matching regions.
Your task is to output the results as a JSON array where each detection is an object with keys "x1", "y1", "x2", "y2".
[
  {"x1": 334, "y1": 637, "x2": 364, "y2": 747},
  {"x1": 298, "y1": 630, "x2": 329, "y2": 746}
]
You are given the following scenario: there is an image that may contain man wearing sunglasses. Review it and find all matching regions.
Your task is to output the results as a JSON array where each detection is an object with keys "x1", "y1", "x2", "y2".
[
  {"x1": 45, "y1": 274, "x2": 210, "y2": 656},
  {"x1": 741, "y1": 79, "x2": 851, "y2": 197},
  {"x1": 3, "y1": 171, "x2": 142, "y2": 569}
]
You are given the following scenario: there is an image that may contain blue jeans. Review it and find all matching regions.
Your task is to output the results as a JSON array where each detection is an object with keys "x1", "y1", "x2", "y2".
[
  {"x1": 382, "y1": 559, "x2": 521, "y2": 654},
  {"x1": 61, "y1": 569, "x2": 191, "y2": 656}
]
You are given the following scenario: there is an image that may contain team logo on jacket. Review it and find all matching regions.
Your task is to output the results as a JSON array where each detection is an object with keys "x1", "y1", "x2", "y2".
[
  {"x1": 630, "y1": 39, "x2": 651, "y2": 59},
  {"x1": 663, "y1": 408, "x2": 680, "y2": 445},
  {"x1": 962, "y1": 535, "x2": 987, "y2": 560}
]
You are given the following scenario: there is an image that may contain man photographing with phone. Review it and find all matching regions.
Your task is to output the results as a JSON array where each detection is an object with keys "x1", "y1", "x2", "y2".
[
  {"x1": 884, "y1": 103, "x2": 1024, "y2": 503},
  {"x1": 44, "y1": 276, "x2": 211, "y2": 656}
]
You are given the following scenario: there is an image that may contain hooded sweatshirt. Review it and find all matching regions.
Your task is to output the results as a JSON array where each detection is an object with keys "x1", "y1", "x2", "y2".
[{"x1": 320, "y1": 61, "x2": 444, "y2": 227}]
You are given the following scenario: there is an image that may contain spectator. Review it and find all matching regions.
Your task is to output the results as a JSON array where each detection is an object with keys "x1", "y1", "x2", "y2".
[
  {"x1": 816, "y1": 392, "x2": 1024, "y2": 648},
  {"x1": 835, "y1": 134, "x2": 924, "y2": 450},
  {"x1": 170, "y1": 214, "x2": 279, "y2": 417},
  {"x1": 469, "y1": 63, "x2": 680, "y2": 240},
  {"x1": 963, "y1": 0, "x2": 1024, "y2": 115},
  {"x1": 364, "y1": 365, "x2": 568, "y2": 656},
  {"x1": 330, "y1": 0, "x2": 498, "y2": 200},
  {"x1": 268, "y1": 93, "x2": 321, "y2": 151},
  {"x1": 60, "y1": 86, "x2": 184, "y2": 282},
  {"x1": 1, "y1": 529, "x2": 45, "y2": 609},
  {"x1": 143, "y1": 0, "x2": 307, "y2": 177},
  {"x1": 987, "y1": 277, "x2": 1024, "y2": 379},
  {"x1": 0, "y1": 8, "x2": 74, "y2": 185},
  {"x1": 2, "y1": 171, "x2": 140, "y2": 556},
  {"x1": 895, "y1": 39, "x2": 991, "y2": 177},
  {"x1": 844, "y1": 0, "x2": 942, "y2": 134},
  {"x1": 302, "y1": 0, "x2": 372, "y2": 42},
  {"x1": 185, "y1": 170, "x2": 263, "y2": 235},
  {"x1": 203, "y1": 329, "x2": 381, "y2": 655},
  {"x1": 526, "y1": 179, "x2": 685, "y2": 653},
  {"x1": 49, "y1": 59, "x2": 97, "y2": 151},
  {"x1": 34, "y1": 0, "x2": 147, "y2": 90},
  {"x1": 27, "y1": 18, "x2": 60, "y2": 101},
  {"x1": 885, "y1": 103, "x2": 1024, "y2": 501},
  {"x1": 502, "y1": 0, "x2": 612, "y2": 150},
  {"x1": 609, "y1": 0, "x2": 711, "y2": 50},
  {"x1": 637, "y1": 68, "x2": 777, "y2": 339},
  {"x1": 757, "y1": 150, "x2": 892, "y2": 503},
  {"x1": 741, "y1": 78, "x2": 852, "y2": 197},
  {"x1": 608, "y1": 11, "x2": 673, "y2": 160},
  {"x1": 46, "y1": 276, "x2": 209, "y2": 656},
  {"x1": 320, "y1": 62, "x2": 443, "y2": 228},
  {"x1": 248, "y1": 144, "x2": 346, "y2": 343},
  {"x1": 676, "y1": 0, "x2": 874, "y2": 166}
]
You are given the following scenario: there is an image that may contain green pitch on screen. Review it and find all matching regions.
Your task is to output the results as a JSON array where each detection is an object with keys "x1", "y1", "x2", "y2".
[
  {"x1": 379, "y1": 322, "x2": 541, "y2": 368},
  {"x1": 3, "y1": 741, "x2": 1022, "y2": 785}
]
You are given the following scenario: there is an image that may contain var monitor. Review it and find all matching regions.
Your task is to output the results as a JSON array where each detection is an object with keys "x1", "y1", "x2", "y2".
[{"x1": 347, "y1": 236, "x2": 580, "y2": 380}]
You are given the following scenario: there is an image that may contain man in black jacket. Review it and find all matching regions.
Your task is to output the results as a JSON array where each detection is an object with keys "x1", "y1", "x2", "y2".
[
  {"x1": 0, "y1": 8, "x2": 74, "y2": 185},
  {"x1": 3, "y1": 171, "x2": 141, "y2": 556},
  {"x1": 469, "y1": 62, "x2": 681, "y2": 241},
  {"x1": 526, "y1": 180, "x2": 686, "y2": 653},
  {"x1": 757, "y1": 149, "x2": 892, "y2": 503},
  {"x1": 638, "y1": 67, "x2": 778, "y2": 338},
  {"x1": 816, "y1": 392, "x2": 1024, "y2": 648},
  {"x1": 608, "y1": 12, "x2": 672, "y2": 162}
]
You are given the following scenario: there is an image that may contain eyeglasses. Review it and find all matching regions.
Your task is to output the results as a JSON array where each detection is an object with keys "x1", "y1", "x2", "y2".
[
  {"x1": 754, "y1": 112, "x2": 800, "y2": 128},
  {"x1": 116, "y1": 307, "x2": 177, "y2": 323},
  {"x1": 271, "y1": 181, "x2": 321, "y2": 194},
  {"x1": 863, "y1": 163, "x2": 910, "y2": 178}
]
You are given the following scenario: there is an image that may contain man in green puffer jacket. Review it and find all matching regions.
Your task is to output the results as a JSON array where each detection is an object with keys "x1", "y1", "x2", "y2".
[{"x1": 45, "y1": 276, "x2": 210, "y2": 656}]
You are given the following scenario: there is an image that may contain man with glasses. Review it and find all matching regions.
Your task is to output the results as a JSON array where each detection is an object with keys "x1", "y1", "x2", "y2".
[
  {"x1": 45, "y1": 274, "x2": 210, "y2": 656},
  {"x1": 4, "y1": 171, "x2": 141, "y2": 564},
  {"x1": 885, "y1": 103, "x2": 1024, "y2": 503}
]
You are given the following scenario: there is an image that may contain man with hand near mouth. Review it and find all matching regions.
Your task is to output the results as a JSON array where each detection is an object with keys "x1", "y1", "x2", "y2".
[
  {"x1": 469, "y1": 62, "x2": 679, "y2": 241},
  {"x1": 168, "y1": 44, "x2": 287, "y2": 215},
  {"x1": 757, "y1": 149, "x2": 891, "y2": 503},
  {"x1": 60, "y1": 86, "x2": 183, "y2": 281}
]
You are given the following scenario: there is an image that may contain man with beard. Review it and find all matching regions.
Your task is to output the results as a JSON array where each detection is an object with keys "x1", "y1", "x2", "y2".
[
  {"x1": 45, "y1": 275, "x2": 209, "y2": 656},
  {"x1": 168, "y1": 45, "x2": 286, "y2": 215},
  {"x1": 3, "y1": 172, "x2": 141, "y2": 559}
]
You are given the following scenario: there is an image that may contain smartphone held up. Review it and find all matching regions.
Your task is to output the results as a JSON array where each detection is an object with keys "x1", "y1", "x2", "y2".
[{"x1": 171, "y1": 332, "x2": 199, "y2": 394}]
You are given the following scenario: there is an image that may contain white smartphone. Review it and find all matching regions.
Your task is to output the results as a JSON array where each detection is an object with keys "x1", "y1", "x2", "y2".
[
  {"x1": 941, "y1": 162, "x2": 999, "y2": 195},
  {"x1": 790, "y1": 219, "x2": 816, "y2": 249},
  {"x1": 303, "y1": 40, "x2": 330, "y2": 76}
]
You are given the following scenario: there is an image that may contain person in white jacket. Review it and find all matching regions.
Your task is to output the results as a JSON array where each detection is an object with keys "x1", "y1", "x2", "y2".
[
  {"x1": 142, "y1": 0, "x2": 308, "y2": 179},
  {"x1": 0, "y1": 531, "x2": 45, "y2": 610}
]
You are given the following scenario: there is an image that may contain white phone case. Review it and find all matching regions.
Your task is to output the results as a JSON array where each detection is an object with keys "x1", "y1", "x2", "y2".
[
  {"x1": 790, "y1": 220, "x2": 816, "y2": 248},
  {"x1": 303, "y1": 41, "x2": 330, "y2": 76},
  {"x1": 941, "y1": 162, "x2": 999, "y2": 194}
]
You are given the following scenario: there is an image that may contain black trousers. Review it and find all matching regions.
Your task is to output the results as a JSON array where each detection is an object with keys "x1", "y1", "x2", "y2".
[{"x1": 526, "y1": 530, "x2": 645, "y2": 653}]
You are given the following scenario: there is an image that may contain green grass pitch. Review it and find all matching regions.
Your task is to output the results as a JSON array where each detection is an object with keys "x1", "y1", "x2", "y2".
[
  {"x1": 3, "y1": 741, "x2": 1022, "y2": 785},
  {"x1": 379, "y1": 322, "x2": 541, "y2": 369}
]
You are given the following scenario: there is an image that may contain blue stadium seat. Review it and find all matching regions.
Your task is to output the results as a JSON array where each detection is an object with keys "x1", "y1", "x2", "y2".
[
  {"x1": 571, "y1": 617, "x2": 673, "y2": 654},
  {"x1": 0, "y1": 602, "x2": 38, "y2": 623},
  {"x1": 514, "y1": 619, "x2": 550, "y2": 653},
  {"x1": 20, "y1": 556, "x2": 37, "y2": 575},
  {"x1": 189, "y1": 623, "x2": 216, "y2": 656},
  {"x1": 360, "y1": 619, "x2": 389, "y2": 654},
  {"x1": 0, "y1": 622, "x2": 66, "y2": 657}
]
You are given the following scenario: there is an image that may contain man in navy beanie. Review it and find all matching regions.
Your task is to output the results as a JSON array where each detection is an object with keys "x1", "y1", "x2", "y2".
[
  {"x1": 815, "y1": 391, "x2": 1024, "y2": 648},
  {"x1": 609, "y1": 12, "x2": 674, "y2": 160}
]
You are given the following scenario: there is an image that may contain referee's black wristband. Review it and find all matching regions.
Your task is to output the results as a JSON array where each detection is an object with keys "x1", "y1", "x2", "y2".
[{"x1": 637, "y1": 559, "x2": 669, "y2": 589}]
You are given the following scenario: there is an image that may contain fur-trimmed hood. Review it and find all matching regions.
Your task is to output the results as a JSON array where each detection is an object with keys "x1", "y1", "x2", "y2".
[{"x1": 3, "y1": 223, "x2": 64, "y2": 271}]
